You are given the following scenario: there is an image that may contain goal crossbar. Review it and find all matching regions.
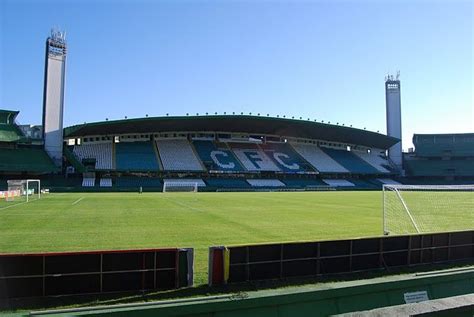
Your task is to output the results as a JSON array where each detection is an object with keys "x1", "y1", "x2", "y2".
[
  {"x1": 6, "y1": 179, "x2": 41, "y2": 202},
  {"x1": 163, "y1": 181, "x2": 199, "y2": 193}
]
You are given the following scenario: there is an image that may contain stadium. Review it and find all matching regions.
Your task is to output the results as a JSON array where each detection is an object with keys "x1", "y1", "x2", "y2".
[{"x1": 0, "y1": 30, "x2": 473, "y2": 316}]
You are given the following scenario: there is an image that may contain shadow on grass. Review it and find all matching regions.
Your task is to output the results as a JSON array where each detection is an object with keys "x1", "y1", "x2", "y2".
[{"x1": 1, "y1": 260, "x2": 473, "y2": 314}]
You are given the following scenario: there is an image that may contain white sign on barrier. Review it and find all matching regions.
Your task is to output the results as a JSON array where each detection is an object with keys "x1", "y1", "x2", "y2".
[{"x1": 404, "y1": 291, "x2": 429, "y2": 304}]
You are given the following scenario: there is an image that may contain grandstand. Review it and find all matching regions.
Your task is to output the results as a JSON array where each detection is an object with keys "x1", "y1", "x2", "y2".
[
  {"x1": 230, "y1": 142, "x2": 281, "y2": 172},
  {"x1": 156, "y1": 139, "x2": 204, "y2": 171},
  {"x1": 0, "y1": 126, "x2": 22, "y2": 146},
  {"x1": 57, "y1": 115, "x2": 401, "y2": 191},
  {"x1": 259, "y1": 142, "x2": 314, "y2": 172},
  {"x1": 404, "y1": 133, "x2": 474, "y2": 180},
  {"x1": 0, "y1": 109, "x2": 58, "y2": 175},
  {"x1": 0, "y1": 112, "x2": 406, "y2": 191},
  {"x1": 73, "y1": 142, "x2": 113, "y2": 170},
  {"x1": 413, "y1": 133, "x2": 474, "y2": 157},
  {"x1": 193, "y1": 140, "x2": 244, "y2": 172},
  {"x1": 321, "y1": 147, "x2": 380, "y2": 174},
  {"x1": 291, "y1": 142, "x2": 349, "y2": 173},
  {"x1": 115, "y1": 141, "x2": 160, "y2": 171},
  {"x1": 354, "y1": 150, "x2": 392, "y2": 173},
  {"x1": 3, "y1": 110, "x2": 473, "y2": 191}
]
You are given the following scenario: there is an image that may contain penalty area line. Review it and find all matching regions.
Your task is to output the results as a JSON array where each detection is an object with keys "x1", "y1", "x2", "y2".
[{"x1": 72, "y1": 197, "x2": 85, "y2": 205}]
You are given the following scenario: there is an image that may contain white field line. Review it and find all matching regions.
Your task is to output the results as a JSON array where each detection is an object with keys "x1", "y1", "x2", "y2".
[
  {"x1": 0, "y1": 201, "x2": 29, "y2": 211},
  {"x1": 160, "y1": 195, "x2": 203, "y2": 212},
  {"x1": 71, "y1": 197, "x2": 85, "y2": 205}
]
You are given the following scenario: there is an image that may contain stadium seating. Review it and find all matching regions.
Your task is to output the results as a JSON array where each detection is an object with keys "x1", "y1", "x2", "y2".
[
  {"x1": 99, "y1": 178, "x2": 112, "y2": 187},
  {"x1": 229, "y1": 143, "x2": 280, "y2": 172},
  {"x1": 193, "y1": 141, "x2": 244, "y2": 172},
  {"x1": 404, "y1": 159, "x2": 474, "y2": 177},
  {"x1": 0, "y1": 147, "x2": 58, "y2": 173},
  {"x1": 377, "y1": 178, "x2": 401, "y2": 185},
  {"x1": 115, "y1": 141, "x2": 159, "y2": 171},
  {"x1": 354, "y1": 151, "x2": 391, "y2": 173},
  {"x1": 0, "y1": 124, "x2": 23, "y2": 143},
  {"x1": 407, "y1": 134, "x2": 474, "y2": 178},
  {"x1": 64, "y1": 146, "x2": 86, "y2": 173},
  {"x1": 73, "y1": 143, "x2": 113, "y2": 170},
  {"x1": 282, "y1": 178, "x2": 328, "y2": 188},
  {"x1": 346, "y1": 179, "x2": 379, "y2": 189},
  {"x1": 322, "y1": 179, "x2": 355, "y2": 187},
  {"x1": 116, "y1": 177, "x2": 162, "y2": 188},
  {"x1": 205, "y1": 178, "x2": 250, "y2": 189},
  {"x1": 259, "y1": 142, "x2": 314, "y2": 173},
  {"x1": 82, "y1": 177, "x2": 95, "y2": 187},
  {"x1": 290, "y1": 143, "x2": 348, "y2": 173},
  {"x1": 246, "y1": 179, "x2": 286, "y2": 187},
  {"x1": 156, "y1": 139, "x2": 204, "y2": 171},
  {"x1": 414, "y1": 134, "x2": 474, "y2": 157},
  {"x1": 321, "y1": 147, "x2": 380, "y2": 174}
]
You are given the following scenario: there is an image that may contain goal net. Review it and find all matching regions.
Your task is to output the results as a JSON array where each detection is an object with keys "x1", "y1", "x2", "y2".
[
  {"x1": 163, "y1": 181, "x2": 198, "y2": 193},
  {"x1": 383, "y1": 184, "x2": 474, "y2": 235},
  {"x1": 5, "y1": 179, "x2": 41, "y2": 203}
]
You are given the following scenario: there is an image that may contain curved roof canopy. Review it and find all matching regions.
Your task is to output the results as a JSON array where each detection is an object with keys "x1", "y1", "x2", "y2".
[
  {"x1": 65, "y1": 115, "x2": 399, "y2": 149},
  {"x1": 0, "y1": 109, "x2": 24, "y2": 143},
  {"x1": 0, "y1": 109, "x2": 19, "y2": 125}
]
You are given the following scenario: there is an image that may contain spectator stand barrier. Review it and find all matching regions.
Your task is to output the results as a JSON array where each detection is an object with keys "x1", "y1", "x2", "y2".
[
  {"x1": 209, "y1": 230, "x2": 474, "y2": 286},
  {"x1": 0, "y1": 248, "x2": 193, "y2": 299}
]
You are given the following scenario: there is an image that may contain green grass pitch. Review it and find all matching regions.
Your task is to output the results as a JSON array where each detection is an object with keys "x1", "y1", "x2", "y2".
[{"x1": 0, "y1": 191, "x2": 471, "y2": 285}]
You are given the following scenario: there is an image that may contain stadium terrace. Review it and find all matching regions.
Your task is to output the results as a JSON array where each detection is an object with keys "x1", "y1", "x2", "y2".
[{"x1": 56, "y1": 114, "x2": 401, "y2": 190}]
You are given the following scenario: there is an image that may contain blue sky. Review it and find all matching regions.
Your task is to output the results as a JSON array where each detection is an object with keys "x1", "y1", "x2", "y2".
[{"x1": 1, "y1": 0, "x2": 472, "y2": 149}]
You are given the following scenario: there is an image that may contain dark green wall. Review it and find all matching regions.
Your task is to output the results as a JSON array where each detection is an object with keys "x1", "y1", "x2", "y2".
[{"x1": 30, "y1": 268, "x2": 474, "y2": 316}]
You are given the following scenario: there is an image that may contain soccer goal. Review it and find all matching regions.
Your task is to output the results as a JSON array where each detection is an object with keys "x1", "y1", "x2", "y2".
[
  {"x1": 383, "y1": 184, "x2": 474, "y2": 235},
  {"x1": 163, "y1": 181, "x2": 198, "y2": 193},
  {"x1": 6, "y1": 179, "x2": 41, "y2": 202}
]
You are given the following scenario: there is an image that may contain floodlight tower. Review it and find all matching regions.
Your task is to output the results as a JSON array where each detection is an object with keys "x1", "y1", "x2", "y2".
[
  {"x1": 42, "y1": 29, "x2": 67, "y2": 167},
  {"x1": 385, "y1": 72, "x2": 403, "y2": 170}
]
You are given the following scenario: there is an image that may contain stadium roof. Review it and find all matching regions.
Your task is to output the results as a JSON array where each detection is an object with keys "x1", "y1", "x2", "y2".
[
  {"x1": 64, "y1": 115, "x2": 399, "y2": 149},
  {"x1": 0, "y1": 109, "x2": 24, "y2": 143},
  {"x1": 0, "y1": 109, "x2": 19, "y2": 124}
]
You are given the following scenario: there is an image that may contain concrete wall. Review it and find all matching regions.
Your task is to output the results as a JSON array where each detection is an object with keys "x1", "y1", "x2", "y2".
[{"x1": 30, "y1": 268, "x2": 474, "y2": 316}]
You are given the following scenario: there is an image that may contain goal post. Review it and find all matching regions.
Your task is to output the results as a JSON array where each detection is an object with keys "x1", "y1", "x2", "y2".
[
  {"x1": 6, "y1": 179, "x2": 41, "y2": 202},
  {"x1": 383, "y1": 184, "x2": 474, "y2": 235},
  {"x1": 163, "y1": 181, "x2": 198, "y2": 193}
]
